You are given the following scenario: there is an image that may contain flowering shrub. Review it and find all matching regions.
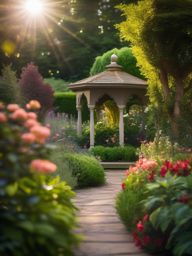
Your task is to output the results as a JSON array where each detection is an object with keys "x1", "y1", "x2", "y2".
[
  {"x1": 116, "y1": 158, "x2": 158, "y2": 230},
  {"x1": 144, "y1": 175, "x2": 192, "y2": 255},
  {"x1": 160, "y1": 160, "x2": 191, "y2": 177},
  {"x1": 138, "y1": 133, "x2": 177, "y2": 161},
  {"x1": 117, "y1": 156, "x2": 192, "y2": 255},
  {"x1": 132, "y1": 214, "x2": 167, "y2": 254},
  {"x1": 0, "y1": 101, "x2": 79, "y2": 255}
]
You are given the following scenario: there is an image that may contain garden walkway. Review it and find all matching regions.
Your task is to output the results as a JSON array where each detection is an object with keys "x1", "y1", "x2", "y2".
[{"x1": 74, "y1": 171, "x2": 148, "y2": 256}]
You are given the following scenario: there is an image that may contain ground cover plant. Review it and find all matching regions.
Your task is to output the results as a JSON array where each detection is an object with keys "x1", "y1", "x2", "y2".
[
  {"x1": 116, "y1": 142, "x2": 192, "y2": 255},
  {"x1": 0, "y1": 101, "x2": 79, "y2": 256}
]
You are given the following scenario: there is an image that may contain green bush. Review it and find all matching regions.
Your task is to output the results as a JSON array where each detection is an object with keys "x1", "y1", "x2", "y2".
[
  {"x1": 44, "y1": 78, "x2": 70, "y2": 92},
  {"x1": 90, "y1": 47, "x2": 143, "y2": 79},
  {"x1": 54, "y1": 92, "x2": 89, "y2": 122},
  {"x1": 116, "y1": 189, "x2": 145, "y2": 231},
  {"x1": 0, "y1": 65, "x2": 22, "y2": 104},
  {"x1": 62, "y1": 153, "x2": 105, "y2": 188},
  {"x1": 50, "y1": 147, "x2": 77, "y2": 188},
  {"x1": 144, "y1": 175, "x2": 192, "y2": 255},
  {"x1": 0, "y1": 102, "x2": 79, "y2": 255},
  {"x1": 90, "y1": 145, "x2": 137, "y2": 162}
]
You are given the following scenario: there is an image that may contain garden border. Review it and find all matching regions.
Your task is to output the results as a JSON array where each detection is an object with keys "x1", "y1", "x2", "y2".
[{"x1": 100, "y1": 162, "x2": 135, "y2": 170}]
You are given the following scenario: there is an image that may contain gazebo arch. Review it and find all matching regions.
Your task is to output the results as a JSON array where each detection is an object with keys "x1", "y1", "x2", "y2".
[{"x1": 69, "y1": 54, "x2": 147, "y2": 148}]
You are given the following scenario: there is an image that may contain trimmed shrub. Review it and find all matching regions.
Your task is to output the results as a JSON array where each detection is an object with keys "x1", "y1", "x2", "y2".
[
  {"x1": 0, "y1": 102, "x2": 79, "y2": 255},
  {"x1": 54, "y1": 92, "x2": 89, "y2": 122},
  {"x1": 19, "y1": 63, "x2": 54, "y2": 117},
  {"x1": 90, "y1": 145, "x2": 137, "y2": 162},
  {"x1": 90, "y1": 47, "x2": 144, "y2": 79},
  {"x1": 62, "y1": 153, "x2": 105, "y2": 188}
]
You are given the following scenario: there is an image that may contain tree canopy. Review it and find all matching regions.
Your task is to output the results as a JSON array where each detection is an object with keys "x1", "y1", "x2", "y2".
[
  {"x1": 0, "y1": 0, "x2": 129, "y2": 80},
  {"x1": 90, "y1": 47, "x2": 143, "y2": 78},
  {"x1": 117, "y1": 0, "x2": 192, "y2": 142}
]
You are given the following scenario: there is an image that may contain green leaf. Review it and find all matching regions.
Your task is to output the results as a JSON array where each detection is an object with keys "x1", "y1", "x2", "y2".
[
  {"x1": 5, "y1": 183, "x2": 18, "y2": 196},
  {"x1": 145, "y1": 197, "x2": 164, "y2": 211},
  {"x1": 149, "y1": 207, "x2": 161, "y2": 226},
  {"x1": 173, "y1": 240, "x2": 192, "y2": 256},
  {"x1": 172, "y1": 203, "x2": 191, "y2": 225}
]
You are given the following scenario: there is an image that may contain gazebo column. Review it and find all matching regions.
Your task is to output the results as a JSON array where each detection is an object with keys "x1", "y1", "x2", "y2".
[
  {"x1": 76, "y1": 105, "x2": 82, "y2": 136},
  {"x1": 89, "y1": 105, "x2": 95, "y2": 148},
  {"x1": 118, "y1": 105, "x2": 125, "y2": 147}
]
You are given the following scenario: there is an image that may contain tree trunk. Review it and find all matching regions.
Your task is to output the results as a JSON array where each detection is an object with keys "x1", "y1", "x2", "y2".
[
  {"x1": 159, "y1": 69, "x2": 170, "y2": 101},
  {"x1": 170, "y1": 77, "x2": 184, "y2": 139}
]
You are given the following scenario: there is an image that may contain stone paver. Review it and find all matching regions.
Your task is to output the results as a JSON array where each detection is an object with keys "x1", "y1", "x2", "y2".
[{"x1": 74, "y1": 171, "x2": 149, "y2": 256}]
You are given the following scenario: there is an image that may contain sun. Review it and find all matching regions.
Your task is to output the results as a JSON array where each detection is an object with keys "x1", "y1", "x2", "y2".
[{"x1": 24, "y1": 0, "x2": 44, "y2": 16}]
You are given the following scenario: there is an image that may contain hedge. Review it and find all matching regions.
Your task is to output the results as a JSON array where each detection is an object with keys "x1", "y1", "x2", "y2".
[
  {"x1": 54, "y1": 92, "x2": 89, "y2": 121},
  {"x1": 90, "y1": 145, "x2": 137, "y2": 162}
]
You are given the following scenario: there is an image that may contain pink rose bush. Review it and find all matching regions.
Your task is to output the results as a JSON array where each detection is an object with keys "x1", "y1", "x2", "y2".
[{"x1": 0, "y1": 101, "x2": 79, "y2": 255}]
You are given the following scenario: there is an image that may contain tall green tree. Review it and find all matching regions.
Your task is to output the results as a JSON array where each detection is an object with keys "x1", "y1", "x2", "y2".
[{"x1": 117, "y1": 0, "x2": 192, "y2": 140}]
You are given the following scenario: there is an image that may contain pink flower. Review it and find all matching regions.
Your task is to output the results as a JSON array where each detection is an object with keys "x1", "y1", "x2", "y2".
[
  {"x1": 10, "y1": 109, "x2": 28, "y2": 121},
  {"x1": 0, "y1": 112, "x2": 7, "y2": 122},
  {"x1": 121, "y1": 182, "x2": 126, "y2": 190},
  {"x1": 21, "y1": 133, "x2": 36, "y2": 144},
  {"x1": 30, "y1": 125, "x2": 50, "y2": 143},
  {"x1": 26, "y1": 100, "x2": 41, "y2": 110},
  {"x1": 30, "y1": 159, "x2": 57, "y2": 174},
  {"x1": 27, "y1": 112, "x2": 37, "y2": 120},
  {"x1": 24, "y1": 119, "x2": 40, "y2": 128},
  {"x1": 136, "y1": 221, "x2": 144, "y2": 232},
  {"x1": 7, "y1": 104, "x2": 20, "y2": 112}
]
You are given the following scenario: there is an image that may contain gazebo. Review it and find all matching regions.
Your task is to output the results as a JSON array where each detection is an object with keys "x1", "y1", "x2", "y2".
[{"x1": 69, "y1": 54, "x2": 147, "y2": 147}]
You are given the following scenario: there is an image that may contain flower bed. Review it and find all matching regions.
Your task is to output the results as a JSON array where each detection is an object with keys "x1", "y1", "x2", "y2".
[
  {"x1": 0, "y1": 101, "x2": 79, "y2": 255},
  {"x1": 116, "y1": 157, "x2": 192, "y2": 255}
]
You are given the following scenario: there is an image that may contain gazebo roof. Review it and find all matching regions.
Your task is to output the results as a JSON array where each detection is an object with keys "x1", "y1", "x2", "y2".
[{"x1": 69, "y1": 54, "x2": 147, "y2": 91}]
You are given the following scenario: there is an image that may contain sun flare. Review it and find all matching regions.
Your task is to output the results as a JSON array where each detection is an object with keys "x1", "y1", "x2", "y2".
[{"x1": 24, "y1": 0, "x2": 44, "y2": 16}]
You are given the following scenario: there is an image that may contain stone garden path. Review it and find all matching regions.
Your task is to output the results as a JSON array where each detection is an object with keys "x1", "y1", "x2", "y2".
[{"x1": 74, "y1": 171, "x2": 148, "y2": 256}]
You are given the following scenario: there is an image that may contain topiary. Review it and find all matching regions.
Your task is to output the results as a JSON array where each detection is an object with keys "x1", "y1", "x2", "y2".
[
  {"x1": 0, "y1": 101, "x2": 79, "y2": 255},
  {"x1": 90, "y1": 47, "x2": 144, "y2": 79},
  {"x1": 62, "y1": 153, "x2": 105, "y2": 188}
]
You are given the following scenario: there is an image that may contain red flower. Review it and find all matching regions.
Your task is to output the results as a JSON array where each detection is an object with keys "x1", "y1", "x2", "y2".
[
  {"x1": 178, "y1": 194, "x2": 190, "y2": 204},
  {"x1": 143, "y1": 214, "x2": 149, "y2": 222},
  {"x1": 155, "y1": 238, "x2": 163, "y2": 247},
  {"x1": 121, "y1": 182, "x2": 126, "y2": 190},
  {"x1": 160, "y1": 166, "x2": 167, "y2": 177},
  {"x1": 137, "y1": 221, "x2": 144, "y2": 232},
  {"x1": 147, "y1": 172, "x2": 154, "y2": 181},
  {"x1": 142, "y1": 235, "x2": 151, "y2": 246}
]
